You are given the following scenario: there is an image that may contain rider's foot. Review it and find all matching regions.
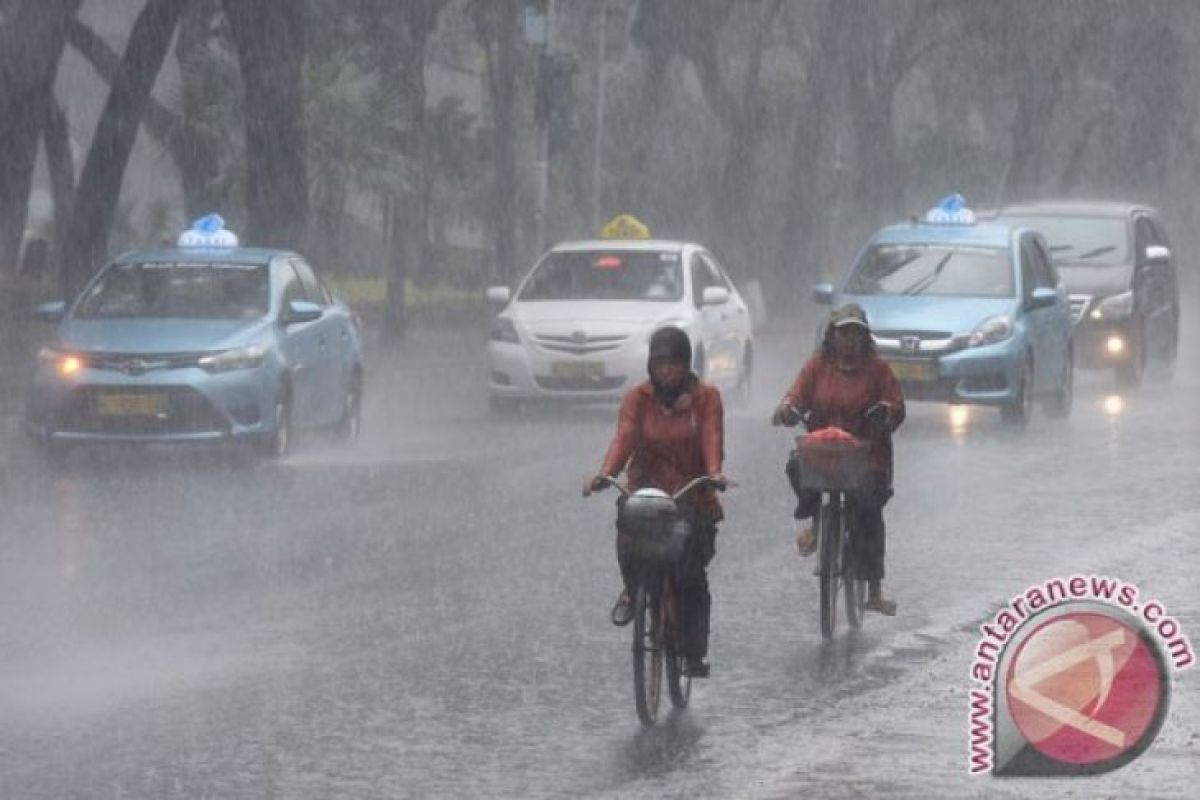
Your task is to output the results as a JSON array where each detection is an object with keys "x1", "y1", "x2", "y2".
[
  {"x1": 796, "y1": 525, "x2": 817, "y2": 557},
  {"x1": 864, "y1": 587, "x2": 897, "y2": 616},
  {"x1": 685, "y1": 657, "x2": 710, "y2": 678},
  {"x1": 610, "y1": 589, "x2": 634, "y2": 626}
]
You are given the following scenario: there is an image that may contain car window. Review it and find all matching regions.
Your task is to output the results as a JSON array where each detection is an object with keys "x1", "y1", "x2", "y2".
[
  {"x1": 1148, "y1": 217, "x2": 1172, "y2": 248},
  {"x1": 691, "y1": 253, "x2": 721, "y2": 307},
  {"x1": 291, "y1": 259, "x2": 327, "y2": 307},
  {"x1": 999, "y1": 215, "x2": 1129, "y2": 265},
  {"x1": 518, "y1": 250, "x2": 683, "y2": 302},
  {"x1": 1026, "y1": 238, "x2": 1054, "y2": 289},
  {"x1": 1037, "y1": 239, "x2": 1062, "y2": 287},
  {"x1": 845, "y1": 243, "x2": 1014, "y2": 298},
  {"x1": 74, "y1": 262, "x2": 270, "y2": 320},
  {"x1": 280, "y1": 262, "x2": 307, "y2": 307}
]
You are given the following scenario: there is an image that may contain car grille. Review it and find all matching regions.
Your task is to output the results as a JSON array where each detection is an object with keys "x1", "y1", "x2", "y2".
[
  {"x1": 56, "y1": 386, "x2": 229, "y2": 435},
  {"x1": 534, "y1": 375, "x2": 626, "y2": 391},
  {"x1": 1068, "y1": 295, "x2": 1091, "y2": 325},
  {"x1": 81, "y1": 351, "x2": 205, "y2": 375},
  {"x1": 533, "y1": 332, "x2": 629, "y2": 355},
  {"x1": 872, "y1": 330, "x2": 959, "y2": 355}
]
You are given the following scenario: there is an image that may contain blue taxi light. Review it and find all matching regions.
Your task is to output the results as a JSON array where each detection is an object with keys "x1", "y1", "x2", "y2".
[
  {"x1": 924, "y1": 193, "x2": 976, "y2": 225},
  {"x1": 178, "y1": 213, "x2": 239, "y2": 248}
]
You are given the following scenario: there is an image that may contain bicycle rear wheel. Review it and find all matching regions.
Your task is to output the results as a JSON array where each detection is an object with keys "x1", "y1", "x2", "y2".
[
  {"x1": 818, "y1": 497, "x2": 842, "y2": 640},
  {"x1": 632, "y1": 583, "x2": 663, "y2": 725},
  {"x1": 663, "y1": 577, "x2": 691, "y2": 709}
]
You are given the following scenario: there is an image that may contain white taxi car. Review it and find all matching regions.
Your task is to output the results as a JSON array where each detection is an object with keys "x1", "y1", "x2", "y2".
[{"x1": 486, "y1": 238, "x2": 754, "y2": 411}]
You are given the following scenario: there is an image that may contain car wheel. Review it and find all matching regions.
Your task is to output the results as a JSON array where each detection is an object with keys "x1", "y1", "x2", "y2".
[
  {"x1": 335, "y1": 371, "x2": 362, "y2": 444},
  {"x1": 1115, "y1": 323, "x2": 1145, "y2": 389},
  {"x1": 1043, "y1": 349, "x2": 1073, "y2": 420},
  {"x1": 260, "y1": 393, "x2": 291, "y2": 458},
  {"x1": 488, "y1": 394, "x2": 520, "y2": 416},
  {"x1": 1000, "y1": 358, "x2": 1034, "y2": 428}
]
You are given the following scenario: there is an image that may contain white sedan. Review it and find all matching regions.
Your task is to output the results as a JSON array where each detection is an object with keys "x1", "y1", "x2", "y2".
[{"x1": 486, "y1": 239, "x2": 754, "y2": 411}]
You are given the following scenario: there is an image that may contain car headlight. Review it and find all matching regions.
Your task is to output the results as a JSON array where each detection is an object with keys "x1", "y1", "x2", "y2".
[
  {"x1": 38, "y1": 347, "x2": 85, "y2": 377},
  {"x1": 197, "y1": 343, "x2": 269, "y2": 373},
  {"x1": 490, "y1": 316, "x2": 519, "y2": 343},
  {"x1": 968, "y1": 315, "x2": 1013, "y2": 348},
  {"x1": 1095, "y1": 290, "x2": 1134, "y2": 320}
]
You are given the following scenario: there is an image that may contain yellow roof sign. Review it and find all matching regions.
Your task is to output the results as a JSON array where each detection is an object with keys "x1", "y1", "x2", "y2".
[{"x1": 600, "y1": 214, "x2": 651, "y2": 240}]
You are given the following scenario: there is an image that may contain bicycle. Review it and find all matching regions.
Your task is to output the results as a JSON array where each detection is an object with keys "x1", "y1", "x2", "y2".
[
  {"x1": 792, "y1": 432, "x2": 871, "y2": 640},
  {"x1": 589, "y1": 474, "x2": 727, "y2": 726}
]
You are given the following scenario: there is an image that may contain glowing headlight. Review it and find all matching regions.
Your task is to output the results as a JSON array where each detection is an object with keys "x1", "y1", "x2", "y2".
[
  {"x1": 198, "y1": 343, "x2": 268, "y2": 373},
  {"x1": 968, "y1": 315, "x2": 1013, "y2": 348},
  {"x1": 39, "y1": 347, "x2": 85, "y2": 377},
  {"x1": 1096, "y1": 290, "x2": 1134, "y2": 320},
  {"x1": 489, "y1": 317, "x2": 519, "y2": 344}
]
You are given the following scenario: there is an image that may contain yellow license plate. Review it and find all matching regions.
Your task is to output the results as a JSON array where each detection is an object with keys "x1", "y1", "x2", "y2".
[
  {"x1": 887, "y1": 360, "x2": 937, "y2": 382},
  {"x1": 551, "y1": 360, "x2": 606, "y2": 380},
  {"x1": 97, "y1": 393, "x2": 167, "y2": 416}
]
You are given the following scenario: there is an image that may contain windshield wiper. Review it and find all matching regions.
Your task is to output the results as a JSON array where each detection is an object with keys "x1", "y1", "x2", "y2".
[
  {"x1": 1049, "y1": 244, "x2": 1074, "y2": 252},
  {"x1": 900, "y1": 251, "x2": 954, "y2": 295},
  {"x1": 1076, "y1": 245, "x2": 1116, "y2": 260}
]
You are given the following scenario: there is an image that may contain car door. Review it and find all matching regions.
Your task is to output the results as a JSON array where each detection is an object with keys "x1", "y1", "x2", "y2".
[
  {"x1": 1134, "y1": 215, "x2": 1171, "y2": 355},
  {"x1": 1033, "y1": 236, "x2": 1072, "y2": 384},
  {"x1": 291, "y1": 258, "x2": 341, "y2": 423},
  {"x1": 703, "y1": 251, "x2": 751, "y2": 367},
  {"x1": 1019, "y1": 236, "x2": 1053, "y2": 389},
  {"x1": 275, "y1": 260, "x2": 324, "y2": 427},
  {"x1": 688, "y1": 251, "x2": 727, "y2": 380}
]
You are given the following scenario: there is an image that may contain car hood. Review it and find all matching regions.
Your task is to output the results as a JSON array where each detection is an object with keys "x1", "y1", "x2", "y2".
[
  {"x1": 57, "y1": 318, "x2": 271, "y2": 353},
  {"x1": 510, "y1": 300, "x2": 678, "y2": 327},
  {"x1": 1056, "y1": 265, "x2": 1133, "y2": 298},
  {"x1": 841, "y1": 294, "x2": 1018, "y2": 335}
]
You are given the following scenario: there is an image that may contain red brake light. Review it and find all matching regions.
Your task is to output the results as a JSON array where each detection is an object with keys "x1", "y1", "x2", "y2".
[{"x1": 594, "y1": 255, "x2": 623, "y2": 269}]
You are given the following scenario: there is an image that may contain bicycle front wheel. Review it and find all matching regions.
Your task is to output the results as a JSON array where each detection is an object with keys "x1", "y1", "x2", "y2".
[
  {"x1": 663, "y1": 577, "x2": 691, "y2": 709},
  {"x1": 632, "y1": 584, "x2": 663, "y2": 725},
  {"x1": 818, "y1": 498, "x2": 842, "y2": 640}
]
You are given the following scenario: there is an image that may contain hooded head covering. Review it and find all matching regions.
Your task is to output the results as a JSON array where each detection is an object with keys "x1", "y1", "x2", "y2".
[{"x1": 647, "y1": 326, "x2": 694, "y2": 405}]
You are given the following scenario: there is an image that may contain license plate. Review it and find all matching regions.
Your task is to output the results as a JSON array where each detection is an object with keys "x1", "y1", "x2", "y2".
[
  {"x1": 97, "y1": 392, "x2": 167, "y2": 416},
  {"x1": 887, "y1": 360, "x2": 937, "y2": 382},
  {"x1": 550, "y1": 360, "x2": 606, "y2": 380}
]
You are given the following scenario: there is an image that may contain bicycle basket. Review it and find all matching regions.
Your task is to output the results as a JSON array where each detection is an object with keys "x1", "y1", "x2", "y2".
[
  {"x1": 618, "y1": 490, "x2": 691, "y2": 565},
  {"x1": 794, "y1": 434, "x2": 870, "y2": 491}
]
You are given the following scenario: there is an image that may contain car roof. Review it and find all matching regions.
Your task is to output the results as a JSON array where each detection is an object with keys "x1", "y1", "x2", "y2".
[
  {"x1": 994, "y1": 199, "x2": 1154, "y2": 219},
  {"x1": 111, "y1": 246, "x2": 294, "y2": 266},
  {"x1": 871, "y1": 221, "x2": 1016, "y2": 249},
  {"x1": 548, "y1": 239, "x2": 692, "y2": 254}
]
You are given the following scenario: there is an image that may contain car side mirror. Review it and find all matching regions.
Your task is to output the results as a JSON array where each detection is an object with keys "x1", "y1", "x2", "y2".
[
  {"x1": 701, "y1": 286, "x2": 730, "y2": 306},
  {"x1": 1144, "y1": 244, "x2": 1170, "y2": 264},
  {"x1": 485, "y1": 286, "x2": 511, "y2": 306},
  {"x1": 34, "y1": 300, "x2": 66, "y2": 323},
  {"x1": 812, "y1": 283, "x2": 835, "y2": 305},
  {"x1": 282, "y1": 300, "x2": 323, "y2": 325},
  {"x1": 1026, "y1": 286, "x2": 1057, "y2": 311}
]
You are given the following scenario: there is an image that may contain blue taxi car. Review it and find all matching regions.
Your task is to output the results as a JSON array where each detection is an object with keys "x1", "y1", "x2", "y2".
[
  {"x1": 813, "y1": 196, "x2": 1074, "y2": 425},
  {"x1": 25, "y1": 216, "x2": 364, "y2": 459}
]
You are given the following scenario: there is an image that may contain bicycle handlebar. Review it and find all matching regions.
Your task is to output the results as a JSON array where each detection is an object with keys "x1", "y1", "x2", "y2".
[{"x1": 588, "y1": 474, "x2": 732, "y2": 500}]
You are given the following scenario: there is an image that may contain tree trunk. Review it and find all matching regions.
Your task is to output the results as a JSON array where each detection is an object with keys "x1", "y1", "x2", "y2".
[
  {"x1": 223, "y1": 0, "x2": 309, "y2": 250},
  {"x1": 482, "y1": 0, "x2": 521, "y2": 285},
  {"x1": 0, "y1": 0, "x2": 81, "y2": 273},
  {"x1": 60, "y1": 0, "x2": 189, "y2": 299},
  {"x1": 43, "y1": 99, "x2": 74, "y2": 282}
]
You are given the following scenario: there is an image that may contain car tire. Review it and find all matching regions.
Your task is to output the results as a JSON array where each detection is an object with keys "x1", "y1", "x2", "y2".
[
  {"x1": 1000, "y1": 358, "x2": 1034, "y2": 428},
  {"x1": 260, "y1": 393, "x2": 291, "y2": 459},
  {"x1": 1115, "y1": 320, "x2": 1146, "y2": 389},
  {"x1": 335, "y1": 370, "x2": 362, "y2": 444},
  {"x1": 1043, "y1": 349, "x2": 1073, "y2": 420},
  {"x1": 488, "y1": 394, "x2": 520, "y2": 416}
]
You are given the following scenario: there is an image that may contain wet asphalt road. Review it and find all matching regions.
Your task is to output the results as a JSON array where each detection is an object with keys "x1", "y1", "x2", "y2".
[{"x1": 0, "y1": 319, "x2": 1197, "y2": 798}]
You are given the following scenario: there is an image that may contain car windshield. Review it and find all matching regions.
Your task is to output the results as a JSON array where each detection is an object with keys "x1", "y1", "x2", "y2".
[
  {"x1": 845, "y1": 243, "x2": 1014, "y2": 298},
  {"x1": 75, "y1": 262, "x2": 270, "y2": 320},
  {"x1": 999, "y1": 215, "x2": 1129, "y2": 265},
  {"x1": 518, "y1": 250, "x2": 684, "y2": 302}
]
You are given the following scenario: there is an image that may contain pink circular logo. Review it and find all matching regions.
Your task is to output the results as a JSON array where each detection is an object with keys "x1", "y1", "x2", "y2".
[{"x1": 1005, "y1": 612, "x2": 1166, "y2": 766}]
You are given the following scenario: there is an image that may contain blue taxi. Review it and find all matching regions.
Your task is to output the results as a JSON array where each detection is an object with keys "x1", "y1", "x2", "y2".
[
  {"x1": 814, "y1": 196, "x2": 1074, "y2": 425},
  {"x1": 25, "y1": 215, "x2": 364, "y2": 459}
]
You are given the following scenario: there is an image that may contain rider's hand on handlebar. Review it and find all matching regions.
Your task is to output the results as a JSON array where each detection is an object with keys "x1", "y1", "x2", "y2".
[
  {"x1": 582, "y1": 473, "x2": 610, "y2": 497},
  {"x1": 865, "y1": 402, "x2": 891, "y2": 427},
  {"x1": 708, "y1": 473, "x2": 736, "y2": 491},
  {"x1": 771, "y1": 403, "x2": 802, "y2": 427}
]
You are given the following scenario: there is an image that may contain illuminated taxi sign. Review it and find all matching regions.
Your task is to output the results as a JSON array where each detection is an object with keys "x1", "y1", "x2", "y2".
[
  {"x1": 600, "y1": 214, "x2": 651, "y2": 240},
  {"x1": 178, "y1": 213, "x2": 239, "y2": 248},
  {"x1": 594, "y1": 255, "x2": 624, "y2": 269},
  {"x1": 924, "y1": 193, "x2": 976, "y2": 225}
]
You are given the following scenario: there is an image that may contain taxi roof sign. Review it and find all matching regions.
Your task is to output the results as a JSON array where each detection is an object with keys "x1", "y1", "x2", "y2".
[
  {"x1": 924, "y1": 193, "x2": 976, "y2": 225},
  {"x1": 179, "y1": 213, "x2": 239, "y2": 248},
  {"x1": 600, "y1": 214, "x2": 651, "y2": 240}
]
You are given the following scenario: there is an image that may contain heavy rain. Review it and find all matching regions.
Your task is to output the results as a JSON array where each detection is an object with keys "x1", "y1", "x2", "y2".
[{"x1": 0, "y1": 1, "x2": 1197, "y2": 798}]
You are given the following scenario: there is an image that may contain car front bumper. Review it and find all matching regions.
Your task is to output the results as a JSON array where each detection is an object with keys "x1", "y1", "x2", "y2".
[
  {"x1": 487, "y1": 338, "x2": 650, "y2": 402},
  {"x1": 25, "y1": 363, "x2": 281, "y2": 445},
  {"x1": 881, "y1": 337, "x2": 1024, "y2": 406},
  {"x1": 1072, "y1": 319, "x2": 1136, "y2": 369}
]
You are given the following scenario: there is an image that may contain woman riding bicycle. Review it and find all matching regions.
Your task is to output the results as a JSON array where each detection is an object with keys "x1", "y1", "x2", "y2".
[
  {"x1": 584, "y1": 326, "x2": 728, "y2": 678},
  {"x1": 771, "y1": 303, "x2": 905, "y2": 615}
]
